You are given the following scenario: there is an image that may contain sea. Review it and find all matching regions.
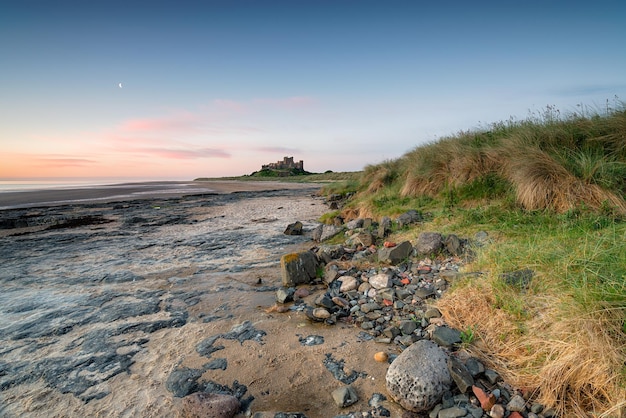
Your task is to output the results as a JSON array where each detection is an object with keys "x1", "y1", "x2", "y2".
[{"x1": 0, "y1": 178, "x2": 174, "y2": 193}]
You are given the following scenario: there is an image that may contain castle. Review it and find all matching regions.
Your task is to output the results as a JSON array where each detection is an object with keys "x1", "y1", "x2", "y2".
[{"x1": 262, "y1": 156, "x2": 304, "y2": 171}]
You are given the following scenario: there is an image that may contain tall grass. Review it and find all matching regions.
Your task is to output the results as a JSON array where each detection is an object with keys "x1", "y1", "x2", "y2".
[
  {"x1": 340, "y1": 104, "x2": 626, "y2": 416},
  {"x1": 351, "y1": 105, "x2": 626, "y2": 216}
]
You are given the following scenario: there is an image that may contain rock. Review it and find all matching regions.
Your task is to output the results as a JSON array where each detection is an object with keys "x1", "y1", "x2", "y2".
[
  {"x1": 283, "y1": 221, "x2": 303, "y2": 235},
  {"x1": 464, "y1": 358, "x2": 485, "y2": 377},
  {"x1": 501, "y1": 268, "x2": 534, "y2": 288},
  {"x1": 312, "y1": 308, "x2": 331, "y2": 319},
  {"x1": 378, "y1": 240, "x2": 413, "y2": 265},
  {"x1": 399, "y1": 320, "x2": 417, "y2": 335},
  {"x1": 489, "y1": 404, "x2": 505, "y2": 418},
  {"x1": 437, "y1": 406, "x2": 467, "y2": 418},
  {"x1": 369, "y1": 273, "x2": 392, "y2": 289},
  {"x1": 507, "y1": 394, "x2": 526, "y2": 412},
  {"x1": 444, "y1": 234, "x2": 462, "y2": 255},
  {"x1": 276, "y1": 287, "x2": 295, "y2": 303},
  {"x1": 385, "y1": 339, "x2": 452, "y2": 412},
  {"x1": 415, "y1": 232, "x2": 443, "y2": 255},
  {"x1": 331, "y1": 385, "x2": 358, "y2": 407},
  {"x1": 378, "y1": 216, "x2": 392, "y2": 237},
  {"x1": 484, "y1": 369, "x2": 500, "y2": 384},
  {"x1": 447, "y1": 356, "x2": 474, "y2": 393},
  {"x1": 312, "y1": 224, "x2": 343, "y2": 242},
  {"x1": 317, "y1": 245, "x2": 345, "y2": 263},
  {"x1": 424, "y1": 308, "x2": 442, "y2": 319},
  {"x1": 166, "y1": 367, "x2": 204, "y2": 398},
  {"x1": 431, "y1": 326, "x2": 462, "y2": 347},
  {"x1": 323, "y1": 264, "x2": 340, "y2": 284},
  {"x1": 345, "y1": 219, "x2": 364, "y2": 230},
  {"x1": 396, "y1": 210, "x2": 423, "y2": 227},
  {"x1": 181, "y1": 392, "x2": 240, "y2": 418},
  {"x1": 374, "y1": 352, "x2": 388, "y2": 362},
  {"x1": 360, "y1": 302, "x2": 380, "y2": 313},
  {"x1": 280, "y1": 251, "x2": 318, "y2": 287},
  {"x1": 338, "y1": 275, "x2": 358, "y2": 292},
  {"x1": 355, "y1": 231, "x2": 374, "y2": 247}
]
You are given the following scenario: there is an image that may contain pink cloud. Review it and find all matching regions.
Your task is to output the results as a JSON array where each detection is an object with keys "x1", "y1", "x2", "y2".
[
  {"x1": 34, "y1": 157, "x2": 97, "y2": 167},
  {"x1": 118, "y1": 112, "x2": 200, "y2": 133},
  {"x1": 140, "y1": 147, "x2": 230, "y2": 160}
]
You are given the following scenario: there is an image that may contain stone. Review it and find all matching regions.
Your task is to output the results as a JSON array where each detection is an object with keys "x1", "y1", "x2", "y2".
[
  {"x1": 312, "y1": 224, "x2": 343, "y2": 242},
  {"x1": 472, "y1": 385, "x2": 496, "y2": 411},
  {"x1": 415, "y1": 232, "x2": 443, "y2": 255},
  {"x1": 489, "y1": 404, "x2": 505, "y2": 418},
  {"x1": 466, "y1": 404, "x2": 484, "y2": 418},
  {"x1": 345, "y1": 219, "x2": 364, "y2": 230},
  {"x1": 464, "y1": 358, "x2": 485, "y2": 377},
  {"x1": 530, "y1": 402, "x2": 544, "y2": 414},
  {"x1": 374, "y1": 352, "x2": 388, "y2": 362},
  {"x1": 166, "y1": 367, "x2": 204, "y2": 398},
  {"x1": 276, "y1": 287, "x2": 295, "y2": 304},
  {"x1": 396, "y1": 210, "x2": 423, "y2": 227},
  {"x1": 447, "y1": 356, "x2": 474, "y2": 393},
  {"x1": 312, "y1": 308, "x2": 331, "y2": 319},
  {"x1": 332, "y1": 385, "x2": 359, "y2": 407},
  {"x1": 501, "y1": 268, "x2": 534, "y2": 289},
  {"x1": 378, "y1": 240, "x2": 413, "y2": 265},
  {"x1": 369, "y1": 273, "x2": 393, "y2": 289},
  {"x1": 431, "y1": 326, "x2": 462, "y2": 347},
  {"x1": 283, "y1": 221, "x2": 303, "y2": 235},
  {"x1": 355, "y1": 232, "x2": 374, "y2": 247},
  {"x1": 378, "y1": 216, "x2": 392, "y2": 237},
  {"x1": 317, "y1": 245, "x2": 345, "y2": 264},
  {"x1": 280, "y1": 251, "x2": 318, "y2": 287},
  {"x1": 338, "y1": 275, "x2": 358, "y2": 292},
  {"x1": 443, "y1": 234, "x2": 462, "y2": 255},
  {"x1": 360, "y1": 302, "x2": 380, "y2": 313},
  {"x1": 399, "y1": 320, "x2": 417, "y2": 335},
  {"x1": 385, "y1": 339, "x2": 452, "y2": 412},
  {"x1": 484, "y1": 369, "x2": 500, "y2": 384},
  {"x1": 181, "y1": 392, "x2": 240, "y2": 418},
  {"x1": 437, "y1": 406, "x2": 467, "y2": 418},
  {"x1": 507, "y1": 394, "x2": 526, "y2": 412},
  {"x1": 323, "y1": 263, "x2": 340, "y2": 284}
]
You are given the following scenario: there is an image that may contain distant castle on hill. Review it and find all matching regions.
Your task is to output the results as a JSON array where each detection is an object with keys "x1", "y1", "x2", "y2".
[{"x1": 262, "y1": 156, "x2": 304, "y2": 171}]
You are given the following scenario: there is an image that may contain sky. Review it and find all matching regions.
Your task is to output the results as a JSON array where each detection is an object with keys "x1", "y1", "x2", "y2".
[{"x1": 1, "y1": 0, "x2": 625, "y2": 180}]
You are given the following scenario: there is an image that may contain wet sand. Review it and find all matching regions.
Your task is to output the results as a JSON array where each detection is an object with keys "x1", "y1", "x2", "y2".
[{"x1": 0, "y1": 181, "x2": 405, "y2": 418}]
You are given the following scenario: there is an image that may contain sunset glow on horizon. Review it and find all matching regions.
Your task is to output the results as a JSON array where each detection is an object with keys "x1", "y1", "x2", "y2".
[{"x1": 2, "y1": 0, "x2": 625, "y2": 180}]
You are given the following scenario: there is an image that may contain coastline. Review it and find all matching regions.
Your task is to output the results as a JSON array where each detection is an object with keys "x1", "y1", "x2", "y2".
[{"x1": 0, "y1": 180, "x2": 320, "y2": 210}]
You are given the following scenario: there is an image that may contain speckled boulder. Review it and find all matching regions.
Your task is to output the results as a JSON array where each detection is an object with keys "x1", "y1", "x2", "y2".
[
  {"x1": 181, "y1": 392, "x2": 240, "y2": 418},
  {"x1": 385, "y1": 339, "x2": 452, "y2": 412}
]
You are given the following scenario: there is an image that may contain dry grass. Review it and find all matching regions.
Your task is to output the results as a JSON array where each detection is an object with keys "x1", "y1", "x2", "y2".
[{"x1": 438, "y1": 276, "x2": 626, "y2": 417}]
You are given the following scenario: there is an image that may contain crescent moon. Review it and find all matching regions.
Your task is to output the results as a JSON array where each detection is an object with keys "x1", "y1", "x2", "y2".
[{"x1": 118, "y1": 83, "x2": 123, "y2": 88}]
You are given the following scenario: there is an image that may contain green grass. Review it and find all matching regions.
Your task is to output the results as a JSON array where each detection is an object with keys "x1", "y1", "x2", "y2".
[{"x1": 324, "y1": 103, "x2": 626, "y2": 416}]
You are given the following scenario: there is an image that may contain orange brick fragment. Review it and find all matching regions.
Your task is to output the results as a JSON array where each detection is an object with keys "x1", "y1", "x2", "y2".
[
  {"x1": 472, "y1": 385, "x2": 496, "y2": 411},
  {"x1": 383, "y1": 241, "x2": 396, "y2": 248},
  {"x1": 508, "y1": 413, "x2": 523, "y2": 418}
]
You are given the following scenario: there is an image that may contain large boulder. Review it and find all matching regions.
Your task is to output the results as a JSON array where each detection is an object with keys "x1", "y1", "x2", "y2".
[
  {"x1": 378, "y1": 240, "x2": 413, "y2": 265},
  {"x1": 281, "y1": 251, "x2": 318, "y2": 287},
  {"x1": 386, "y1": 340, "x2": 452, "y2": 412},
  {"x1": 415, "y1": 232, "x2": 443, "y2": 255}
]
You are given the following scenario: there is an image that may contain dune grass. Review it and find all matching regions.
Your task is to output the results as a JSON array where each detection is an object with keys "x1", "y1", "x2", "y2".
[{"x1": 328, "y1": 104, "x2": 626, "y2": 416}]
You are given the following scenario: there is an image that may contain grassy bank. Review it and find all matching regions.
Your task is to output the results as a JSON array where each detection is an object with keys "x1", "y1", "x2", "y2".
[{"x1": 324, "y1": 105, "x2": 626, "y2": 416}]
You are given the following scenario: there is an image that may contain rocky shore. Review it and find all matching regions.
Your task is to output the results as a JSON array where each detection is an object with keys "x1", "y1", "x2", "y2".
[{"x1": 0, "y1": 184, "x2": 551, "y2": 417}]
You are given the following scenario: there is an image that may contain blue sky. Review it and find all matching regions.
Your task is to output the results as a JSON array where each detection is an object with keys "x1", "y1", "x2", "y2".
[{"x1": 1, "y1": 0, "x2": 625, "y2": 179}]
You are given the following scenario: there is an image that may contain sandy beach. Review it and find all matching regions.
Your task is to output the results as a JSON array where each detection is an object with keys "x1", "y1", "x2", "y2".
[{"x1": 0, "y1": 180, "x2": 407, "y2": 418}]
